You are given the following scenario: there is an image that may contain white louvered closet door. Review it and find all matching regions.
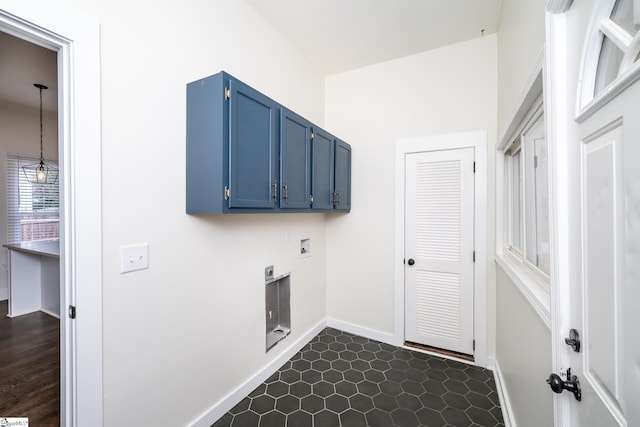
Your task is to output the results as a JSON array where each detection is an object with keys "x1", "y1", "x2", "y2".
[{"x1": 405, "y1": 148, "x2": 475, "y2": 355}]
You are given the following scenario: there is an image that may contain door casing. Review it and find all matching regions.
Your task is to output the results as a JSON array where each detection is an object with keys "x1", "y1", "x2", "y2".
[
  {"x1": 394, "y1": 131, "x2": 488, "y2": 367},
  {"x1": 0, "y1": 3, "x2": 103, "y2": 426}
]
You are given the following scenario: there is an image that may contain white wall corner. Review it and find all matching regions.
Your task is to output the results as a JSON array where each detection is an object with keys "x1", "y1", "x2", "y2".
[
  {"x1": 326, "y1": 317, "x2": 396, "y2": 346},
  {"x1": 188, "y1": 320, "x2": 327, "y2": 427},
  {"x1": 0, "y1": 287, "x2": 7, "y2": 301},
  {"x1": 490, "y1": 357, "x2": 517, "y2": 427}
]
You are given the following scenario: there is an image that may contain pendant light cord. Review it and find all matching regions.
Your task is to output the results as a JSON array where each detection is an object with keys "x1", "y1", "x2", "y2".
[
  {"x1": 39, "y1": 85, "x2": 44, "y2": 166},
  {"x1": 33, "y1": 83, "x2": 48, "y2": 167}
]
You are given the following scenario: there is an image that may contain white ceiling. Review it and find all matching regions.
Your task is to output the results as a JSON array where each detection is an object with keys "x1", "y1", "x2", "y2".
[
  {"x1": 0, "y1": 31, "x2": 58, "y2": 112},
  {"x1": 0, "y1": 0, "x2": 503, "y2": 110},
  {"x1": 246, "y1": 0, "x2": 504, "y2": 75}
]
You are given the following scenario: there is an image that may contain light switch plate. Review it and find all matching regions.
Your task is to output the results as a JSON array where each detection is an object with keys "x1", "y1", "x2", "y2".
[{"x1": 120, "y1": 243, "x2": 149, "y2": 273}]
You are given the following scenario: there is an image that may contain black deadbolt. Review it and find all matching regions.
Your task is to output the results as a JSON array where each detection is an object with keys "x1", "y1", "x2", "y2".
[
  {"x1": 547, "y1": 368, "x2": 581, "y2": 401},
  {"x1": 564, "y1": 329, "x2": 581, "y2": 352},
  {"x1": 407, "y1": 259, "x2": 415, "y2": 266}
]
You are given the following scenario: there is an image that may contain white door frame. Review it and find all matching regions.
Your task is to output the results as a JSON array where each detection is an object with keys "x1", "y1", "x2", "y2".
[
  {"x1": 545, "y1": 8, "x2": 570, "y2": 426},
  {"x1": 0, "y1": 3, "x2": 103, "y2": 426},
  {"x1": 394, "y1": 131, "x2": 488, "y2": 367}
]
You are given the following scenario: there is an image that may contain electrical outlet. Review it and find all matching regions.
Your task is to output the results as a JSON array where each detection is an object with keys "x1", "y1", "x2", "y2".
[{"x1": 120, "y1": 243, "x2": 149, "y2": 273}]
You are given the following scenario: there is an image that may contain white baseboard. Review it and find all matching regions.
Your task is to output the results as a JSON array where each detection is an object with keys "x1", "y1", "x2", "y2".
[
  {"x1": 326, "y1": 317, "x2": 395, "y2": 346},
  {"x1": 41, "y1": 308, "x2": 60, "y2": 319},
  {"x1": 490, "y1": 357, "x2": 516, "y2": 427},
  {"x1": 0, "y1": 287, "x2": 7, "y2": 301},
  {"x1": 188, "y1": 320, "x2": 327, "y2": 427}
]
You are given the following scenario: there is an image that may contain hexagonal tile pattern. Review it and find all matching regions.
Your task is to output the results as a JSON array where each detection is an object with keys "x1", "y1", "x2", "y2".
[{"x1": 212, "y1": 328, "x2": 504, "y2": 426}]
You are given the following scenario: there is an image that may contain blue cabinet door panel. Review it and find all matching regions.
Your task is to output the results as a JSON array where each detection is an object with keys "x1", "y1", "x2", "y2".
[
  {"x1": 280, "y1": 109, "x2": 311, "y2": 208},
  {"x1": 311, "y1": 128, "x2": 335, "y2": 210},
  {"x1": 229, "y1": 79, "x2": 278, "y2": 208},
  {"x1": 334, "y1": 139, "x2": 351, "y2": 211}
]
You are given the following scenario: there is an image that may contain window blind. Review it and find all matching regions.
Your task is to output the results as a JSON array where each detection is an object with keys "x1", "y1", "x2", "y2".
[{"x1": 6, "y1": 154, "x2": 60, "y2": 243}]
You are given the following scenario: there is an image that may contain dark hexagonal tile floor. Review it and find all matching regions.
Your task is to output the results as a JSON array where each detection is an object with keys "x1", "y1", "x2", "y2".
[{"x1": 212, "y1": 328, "x2": 504, "y2": 427}]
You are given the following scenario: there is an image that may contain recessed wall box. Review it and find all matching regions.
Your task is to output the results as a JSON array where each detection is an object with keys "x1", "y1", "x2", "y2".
[
  {"x1": 300, "y1": 238, "x2": 311, "y2": 256},
  {"x1": 266, "y1": 273, "x2": 291, "y2": 352}
]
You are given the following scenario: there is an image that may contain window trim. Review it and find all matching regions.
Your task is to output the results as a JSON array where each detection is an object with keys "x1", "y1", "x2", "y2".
[
  {"x1": 496, "y1": 52, "x2": 551, "y2": 327},
  {"x1": 505, "y1": 138, "x2": 523, "y2": 254}
]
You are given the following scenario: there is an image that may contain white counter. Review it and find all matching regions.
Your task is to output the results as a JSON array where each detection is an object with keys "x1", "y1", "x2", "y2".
[{"x1": 3, "y1": 240, "x2": 60, "y2": 318}]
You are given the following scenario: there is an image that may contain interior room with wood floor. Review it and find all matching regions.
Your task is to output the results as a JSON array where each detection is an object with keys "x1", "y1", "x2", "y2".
[
  {"x1": 0, "y1": 29, "x2": 61, "y2": 425},
  {"x1": 0, "y1": 301, "x2": 59, "y2": 425}
]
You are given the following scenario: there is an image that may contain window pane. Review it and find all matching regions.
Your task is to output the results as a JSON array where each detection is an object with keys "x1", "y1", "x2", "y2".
[
  {"x1": 511, "y1": 150, "x2": 523, "y2": 251},
  {"x1": 611, "y1": 0, "x2": 638, "y2": 36},
  {"x1": 6, "y1": 155, "x2": 60, "y2": 243},
  {"x1": 595, "y1": 36, "x2": 625, "y2": 95},
  {"x1": 522, "y1": 115, "x2": 550, "y2": 274},
  {"x1": 524, "y1": 134, "x2": 537, "y2": 264},
  {"x1": 534, "y1": 134, "x2": 550, "y2": 274}
]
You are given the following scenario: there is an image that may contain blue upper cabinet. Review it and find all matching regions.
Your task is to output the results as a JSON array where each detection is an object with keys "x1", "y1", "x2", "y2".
[
  {"x1": 280, "y1": 109, "x2": 311, "y2": 209},
  {"x1": 311, "y1": 128, "x2": 335, "y2": 210},
  {"x1": 186, "y1": 71, "x2": 350, "y2": 214},
  {"x1": 334, "y1": 138, "x2": 351, "y2": 211},
  {"x1": 186, "y1": 72, "x2": 278, "y2": 214}
]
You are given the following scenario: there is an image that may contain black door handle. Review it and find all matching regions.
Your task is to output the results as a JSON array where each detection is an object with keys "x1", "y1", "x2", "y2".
[{"x1": 407, "y1": 259, "x2": 415, "y2": 266}]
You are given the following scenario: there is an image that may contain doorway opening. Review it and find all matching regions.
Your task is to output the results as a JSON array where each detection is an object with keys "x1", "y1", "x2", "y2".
[
  {"x1": 0, "y1": 30, "x2": 61, "y2": 424},
  {"x1": 394, "y1": 131, "x2": 488, "y2": 368}
]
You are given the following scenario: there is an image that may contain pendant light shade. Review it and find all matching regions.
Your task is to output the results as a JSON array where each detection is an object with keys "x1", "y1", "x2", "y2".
[{"x1": 22, "y1": 83, "x2": 58, "y2": 185}]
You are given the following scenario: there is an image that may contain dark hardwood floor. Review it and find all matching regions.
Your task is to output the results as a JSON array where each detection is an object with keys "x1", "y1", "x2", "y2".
[{"x1": 0, "y1": 300, "x2": 60, "y2": 426}]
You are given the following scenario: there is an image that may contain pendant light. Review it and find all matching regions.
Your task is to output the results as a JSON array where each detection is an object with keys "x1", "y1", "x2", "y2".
[{"x1": 22, "y1": 83, "x2": 58, "y2": 185}]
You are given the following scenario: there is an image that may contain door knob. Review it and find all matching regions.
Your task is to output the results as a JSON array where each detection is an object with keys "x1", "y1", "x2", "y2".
[
  {"x1": 547, "y1": 368, "x2": 581, "y2": 401},
  {"x1": 407, "y1": 259, "x2": 415, "y2": 266}
]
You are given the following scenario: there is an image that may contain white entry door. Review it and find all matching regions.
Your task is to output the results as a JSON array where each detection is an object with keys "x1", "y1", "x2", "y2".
[
  {"x1": 564, "y1": 82, "x2": 640, "y2": 426},
  {"x1": 553, "y1": 2, "x2": 640, "y2": 425},
  {"x1": 404, "y1": 148, "x2": 475, "y2": 355}
]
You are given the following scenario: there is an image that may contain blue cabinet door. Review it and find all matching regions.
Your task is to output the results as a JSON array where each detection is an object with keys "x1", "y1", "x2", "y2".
[
  {"x1": 228, "y1": 79, "x2": 278, "y2": 208},
  {"x1": 311, "y1": 128, "x2": 335, "y2": 210},
  {"x1": 334, "y1": 139, "x2": 351, "y2": 211},
  {"x1": 280, "y1": 109, "x2": 311, "y2": 209}
]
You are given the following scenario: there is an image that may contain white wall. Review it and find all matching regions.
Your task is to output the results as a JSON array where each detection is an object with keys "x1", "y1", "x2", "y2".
[
  {"x1": 0, "y1": 102, "x2": 58, "y2": 299},
  {"x1": 49, "y1": 0, "x2": 329, "y2": 425},
  {"x1": 324, "y1": 36, "x2": 497, "y2": 351},
  {"x1": 497, "y1": 0, "x2": 548, "y2": 136},
  {"x1": 496, "y1": 265, "x2": 553, "y2": 426}
]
